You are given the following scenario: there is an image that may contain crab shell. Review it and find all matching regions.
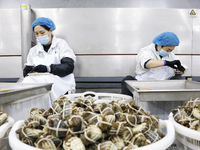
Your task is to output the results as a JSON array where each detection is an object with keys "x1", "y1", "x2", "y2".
[
  {"x1": 81, "y1": 125, "x2": 102, "y2": 146},
  {"x1": 82, "y1": 111, "x2": 99, "y2": 125},
  {"x1": 97, "y1": 141, "x2": 118, "y2": 150},
  {"x1": 192, "y1": 108, "x2": 200, "y2": 119},
  {"x1": 36, "y1": 133, "x2": 62, "y2": 148},
  {"x1": 47, "y1": 119, "x2": 68, "y2": 138},
  {"x1": 63, "y1": 136, "x2": 85, "y2": 150},
  {"x1": 0, "y1": 112, "x2": 8, "y2": 126},
  {"x1": 21, "y1": 137, "x2": 35, "y2": 146},
  {"x1": 101, "y1": 107, "x2": 114, "y2": 116},
  {"x1": 131, "y1": 133, "x2": 148, "y2": 147},
  {"x1": 98, "y1": 115, "x2": 115, "y2": 132},
  {"x1": 123, "y1": 143, "x2": 138, "y2": 150},
  {"x1": 61, "y1": 100, "x2": 72, "y2": 120},
  {"x1": 16, "y1": 126, "x2": 43, "y2": 144},
  {"x1": 68, "y1": 115, "x2": 84, "y2": 133},
  {"x1": 132, "y1": 122, "x2": 150, "y2": 134},
  {"x1": 122, "y1": 127, "x2": 134, "y2": 142},
  {"x1": 29, "y1": 108, "x2": 48, "y2": 118},
  {"x1": 33, "y1": 113, "x2": 47, "y2": 125},
  {"x1": 126, "y1": 114, "x2": 137, "y2": 127},
  {"x1": 23, "y1": 126, "x2": 45, "y2": 139},
  {"x1": 190, "y1": 120, "x2": 200, "y2": 131},
  {"x1": 48, "y1": 102, "x2": 62, "y2": 115},
  {"x1": 36, "y1": 137, "x2": 57, "y2": 149},
  {"x1": 72, "y1": 107, "x2": 85, "y2": 116},
  {"x1": 109, "y1": 136, "x2": 125, "y2": 150},
  {"x1": 111, "y1": 102, "x2": 123, "y2": 113},
  {"x1": 93, "y1": 102, "x2": 109, "y2": 114},
  {"x1": 144, "y1": 130, "x2": 161, "y2": 143},
  {"x1": 108, "y1": 122, "x2": 125, "y2": 136}
]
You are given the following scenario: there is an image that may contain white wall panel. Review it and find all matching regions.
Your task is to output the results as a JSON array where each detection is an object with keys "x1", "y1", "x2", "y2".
[
  {"x1": 192, "y1": 56, "x2": 200, "y2": 76},
  {"x1": 0, "y1": 0, "x2": 200, "y2": 9},
  {"x1": 0, "y1": 9, "x2": 21, "y2": 55},
  {"x1": 32, "y1": 8, "x2": 192, "y2": 55},
  {"x1": 192, "y1": 9, "x2": 200, "y2": 54},
  {"x1": 178, "y1": 55, "x2": 192, "y2": 76},
  {"x1": 74, "y1": 55, "x2": 136, "y2": 77},
  {"x1": 0, "y1": 57, "x2": 23, "y2": 78}
]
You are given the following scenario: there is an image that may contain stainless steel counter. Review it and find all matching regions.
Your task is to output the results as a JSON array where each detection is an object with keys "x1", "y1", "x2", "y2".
[
  {"x1": 125, "y1": 80, "x2": 200, "y2": 120},
  {"x1": 0, "y1": 83, "x2": 52, "y2": 104},
  {"x1": 126, "y1": 80, "x2": 200, "y2": 101},
  {"x1": 0, "y1": 83, "x2": 52, "y2": 121}
]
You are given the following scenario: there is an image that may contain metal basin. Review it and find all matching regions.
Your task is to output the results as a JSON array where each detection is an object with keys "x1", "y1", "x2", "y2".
[
  {"x1": 126, "y1": 80, "x2": 200, "y2": 101},
  {"x1": 0, "y1": 83, "x2": 52, "y2": 104}
]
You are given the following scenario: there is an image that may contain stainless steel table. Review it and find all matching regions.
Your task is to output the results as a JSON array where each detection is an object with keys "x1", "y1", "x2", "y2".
[
  {"x1": 0, "y1": 83, "x2": 52, "y2": 121},
  {"x1": 125, "y1": 80, "x2": 200, "y2": 119}
]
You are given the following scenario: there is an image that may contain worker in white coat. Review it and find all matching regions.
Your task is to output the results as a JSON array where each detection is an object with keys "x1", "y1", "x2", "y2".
[
  {"x1": 121, "y1": 32, "x2": 186, "y2": 96},
  {"x1": 22, "y1": 17, "x2": 76, "y2": 102}
]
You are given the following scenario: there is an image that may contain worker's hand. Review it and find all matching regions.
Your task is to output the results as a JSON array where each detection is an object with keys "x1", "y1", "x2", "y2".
[
  {"x1": 177, "y1": 64, "x2": 185, "y2": 72},
  {"x1": 31, "y1": 65, "x2": 47, "y2": 73},
  {"x1": 23, "y1": 65, "x2": 34, "y2": 77},
  {"x1": 165, "y1": 60, "x2": 185, "y2": 72},
  {"x1": 165, "y1": 60, "x2": 180, "y2": 69}
]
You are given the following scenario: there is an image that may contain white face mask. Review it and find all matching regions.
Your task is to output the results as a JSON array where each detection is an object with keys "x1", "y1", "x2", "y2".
[
  {"x1": 36, "y1": 34, "x2": 50, "y2": 45},
  {"x1": 159, "y1": 49, "x2": 170, "y2": 57}
]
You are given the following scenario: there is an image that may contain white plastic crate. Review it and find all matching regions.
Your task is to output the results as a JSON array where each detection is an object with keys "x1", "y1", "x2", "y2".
[
  {"x1": 65, "y1": 91, "x2": 133, "y2": 101},
  {"x1": 169, "y1": 113, "x2": 200, "y2": 150},
  {"x1": 0, "y1": 116, "x2": 14, "y2": 150}
]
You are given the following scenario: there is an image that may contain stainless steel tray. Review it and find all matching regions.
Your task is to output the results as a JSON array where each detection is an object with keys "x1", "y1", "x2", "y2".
[
  {"x1": 126, "y1": 80, "x2": 200, "y2": 101},
  {"x1": 0, "y1": 83, "x2": 52, "y2": 104}
]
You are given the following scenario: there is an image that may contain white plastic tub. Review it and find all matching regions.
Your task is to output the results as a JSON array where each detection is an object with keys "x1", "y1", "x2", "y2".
[
  {"x1": 65, "y1": 91, "x2": 133, "y2": 101},
  {"x1": 169, "y1": 113, "x2": 200, "y2": 150},
  {"x1": 9, "y1": 119, "x2": 174, "y2": 150},
  {"x1": 0, "y1": 116, "x2": 14, "y2": 150},
  {"x1": 9, "y1": 91, "x2": 175, "y2": 150}
]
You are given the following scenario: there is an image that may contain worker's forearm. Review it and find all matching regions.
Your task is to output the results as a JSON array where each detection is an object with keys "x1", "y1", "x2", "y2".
[{"x1": 146, "y1": 60, "x2": 165, "y2": 68}]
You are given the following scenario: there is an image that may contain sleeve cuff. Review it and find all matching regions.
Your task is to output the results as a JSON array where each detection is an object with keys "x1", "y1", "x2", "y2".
[{"x1": 46, "y1": 66, "x2": 49, "y2": 72}]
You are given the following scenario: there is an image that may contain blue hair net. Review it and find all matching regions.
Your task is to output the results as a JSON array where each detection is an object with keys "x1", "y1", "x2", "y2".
[
  {"x1": 153, "y1": 32, "x2": 180, "y2": 46},
  {"x1": 31, "y1": 17, "x2": 56, "y2": 31}
]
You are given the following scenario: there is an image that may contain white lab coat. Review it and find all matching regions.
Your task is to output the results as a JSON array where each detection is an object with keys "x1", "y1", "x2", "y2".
[
  {"x1": 22, "y1": 36, "x2": 76, "y2": 101},
  {"x1": 135, "y1": 44, "x2": 179, "y2": 80}
]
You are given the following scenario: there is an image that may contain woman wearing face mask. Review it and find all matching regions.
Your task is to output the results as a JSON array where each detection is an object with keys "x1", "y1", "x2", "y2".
[
  {"x1": 121, "y1": 32, "x2": 187, "y2": 97},
  {"x1": 22, "y1": 17, "x2": 76, "y2": 101}
]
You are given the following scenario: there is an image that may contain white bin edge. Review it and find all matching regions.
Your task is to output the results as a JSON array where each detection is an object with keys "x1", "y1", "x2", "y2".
[
  {"x1": 9, "y1": 119, "x2": 174, "y2": 150},
  {"x1": 135, "y1": 119, "x2": 175, "y2": 150},
  {"x1": 9, "y1": 120, "x2": 42, "y2": 150},
  {"x1": 169, "y1": 112, "x2": 200, "y2": 140},
  {"x1": 0, "y1": 116, "x2": 14, "y2": 138}
]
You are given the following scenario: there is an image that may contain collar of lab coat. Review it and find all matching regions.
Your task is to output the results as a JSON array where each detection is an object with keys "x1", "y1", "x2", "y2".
[{"x1": 36, "y1": 35, "x2": 58, "y2": 54}]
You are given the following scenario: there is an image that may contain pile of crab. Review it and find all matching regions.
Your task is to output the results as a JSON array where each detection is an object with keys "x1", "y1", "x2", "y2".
[
  {"x1": 16, "y1": 95, "x2": 165, "y2": 150},
  {"x1": 0, "y1": 109, "x2": 8, "y2": 126},
  {"x1": 172, "y1": 98, "x2": 200, "y2": 131}
]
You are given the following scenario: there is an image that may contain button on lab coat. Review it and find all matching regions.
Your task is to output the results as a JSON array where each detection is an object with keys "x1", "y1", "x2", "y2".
[
  {"x1": 22, "y1": 36, "x2": 76, "y2": 102},
  {"x1": 135, "y1": 44, "x2": 179, "y2": 80}
]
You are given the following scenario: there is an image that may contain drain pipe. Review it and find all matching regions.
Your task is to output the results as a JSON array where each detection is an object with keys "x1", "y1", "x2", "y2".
[{"x1": 20, "y1": 4, "x2": 32, "y2": 68}]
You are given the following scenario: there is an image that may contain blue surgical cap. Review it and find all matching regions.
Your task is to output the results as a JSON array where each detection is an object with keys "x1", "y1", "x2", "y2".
[
  {"x1": 153, "y1": 32, "x2": 180, "y2": 46},
  {"x1": 31, "y1": 17, "x2": 56, "y2": 31}
]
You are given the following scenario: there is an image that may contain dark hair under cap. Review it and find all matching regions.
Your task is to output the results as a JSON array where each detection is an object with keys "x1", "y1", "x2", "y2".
[
  {"x1": 33, "y1": 25, "x2": 51, "y2": 31},
  {"x1": 31, "y1": 17, "x2": 56, "y2": 31}
]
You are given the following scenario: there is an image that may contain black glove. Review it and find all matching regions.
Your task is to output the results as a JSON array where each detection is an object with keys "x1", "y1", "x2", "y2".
[
  {"x1": 177, "y1": 64, "x2": 185, "y2": 72},
  {"x1": 165, "y1": 60, "x2": 180, "y2": 69},
  {"x1": 166, "y1": 60, "x2": 185, "y2": 72},
  {"x1": 23, "y1": 65, "x2": 34, "y2": 77},
  {"x1": 31, "y1": 65, "x2": 47, "y2": 73}
]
